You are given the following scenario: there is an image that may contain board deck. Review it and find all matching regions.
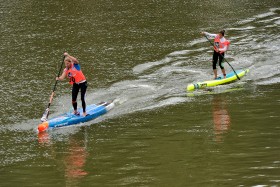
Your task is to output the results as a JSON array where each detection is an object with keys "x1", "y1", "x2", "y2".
[
  {"x1": 187, "y1": 69, "x2": 249, "y2": 91},
  {"x1": 38, "y1": 101, "x2": 114, "y2": 132}
]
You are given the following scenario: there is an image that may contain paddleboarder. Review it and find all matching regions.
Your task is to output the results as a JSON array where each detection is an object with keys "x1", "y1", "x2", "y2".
[
  {"x1": 56, "y1": 52, "x2": 88, "y2": 116},
  {"x1": 202, "y1": 30, "x2": 230, "y2": 79}
]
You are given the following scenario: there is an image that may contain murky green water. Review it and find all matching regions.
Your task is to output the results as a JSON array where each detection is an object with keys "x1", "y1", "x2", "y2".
[{"x1": 0, "y1": 0, "x2": 279, "y2": 186}]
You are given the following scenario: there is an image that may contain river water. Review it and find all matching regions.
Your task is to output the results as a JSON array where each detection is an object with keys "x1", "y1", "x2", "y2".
[{"x1": 0, "y1": 0, "x2": 279, "y2": 186}]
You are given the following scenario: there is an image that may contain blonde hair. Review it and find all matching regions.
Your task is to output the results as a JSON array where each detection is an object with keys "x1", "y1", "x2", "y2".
[{"x1": 64, "y1": 57, "x2": 72, "y2": 62}]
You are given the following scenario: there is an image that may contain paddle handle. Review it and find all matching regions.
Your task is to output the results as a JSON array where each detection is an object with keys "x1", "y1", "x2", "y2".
[{"x1": 204, "y1": 35, "x2": 240, "y2": 80}]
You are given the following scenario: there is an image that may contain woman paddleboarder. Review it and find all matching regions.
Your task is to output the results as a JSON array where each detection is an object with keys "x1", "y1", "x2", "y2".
[
  {"x1": 202, "y1": 30, "x2": 230, "y2": 79},
  {"x1": 56, "y1": 52, "x2": 88, "y2": 116}
]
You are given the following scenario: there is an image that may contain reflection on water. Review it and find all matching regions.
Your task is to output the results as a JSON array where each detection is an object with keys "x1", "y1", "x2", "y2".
[
  {"x1": 64, "y1": 140, "x2": 88, "y2": 186},
  {"x1": 38, "y1": 131, "x2": 88, "y2": 186},
  {"x1": 212, "y1": 95, "x2": 231, "y2": 142},
  {"x1": 38, "y1": 132, "x2": 51, "y2": 145}
]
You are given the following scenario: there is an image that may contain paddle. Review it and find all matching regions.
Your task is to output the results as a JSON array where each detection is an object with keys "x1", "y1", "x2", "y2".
[
  {"x1": 41, "y1": 55, "x2": 65, "y2": 122},
  {"x1": 204, "y1": 35, "x2": 240, "y2": 80}
]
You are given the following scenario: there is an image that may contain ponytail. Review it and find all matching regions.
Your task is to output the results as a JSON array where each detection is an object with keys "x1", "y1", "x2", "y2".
[{"x1": 219, "y1": 30, "x2": 225, "y2": 36}]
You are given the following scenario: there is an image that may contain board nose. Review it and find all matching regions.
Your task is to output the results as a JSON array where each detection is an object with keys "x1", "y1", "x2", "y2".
[{"x1": 38, "y1": 121, "x2": 49, "y2": 133}]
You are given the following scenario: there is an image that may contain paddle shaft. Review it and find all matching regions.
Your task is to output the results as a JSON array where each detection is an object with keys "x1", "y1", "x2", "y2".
[
  {"x1": 204, "y1": 35, "x2": 240, "y2": 80},
  {"x1": 45, "y1": 56, "x2": 65, "y2": 111}
]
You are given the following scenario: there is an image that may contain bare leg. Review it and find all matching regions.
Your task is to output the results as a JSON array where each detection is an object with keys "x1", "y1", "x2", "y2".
[
  {"x1": 221, "y1": 69, "x2": 226, "y2": 78},
  {"x1": 213, "y1": 69, "x2": 218, "y2": 79}
]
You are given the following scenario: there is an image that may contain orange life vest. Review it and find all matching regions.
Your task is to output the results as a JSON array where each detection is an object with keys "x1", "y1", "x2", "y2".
[
  {"x1": 64, "y1": 63, "x2": 86, "y2": 85},
  {"x1": 214, "y1": 35, "x2": 230, "y2": 53}
]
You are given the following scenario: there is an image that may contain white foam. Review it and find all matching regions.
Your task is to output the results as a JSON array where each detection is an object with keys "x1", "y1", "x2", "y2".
[
  {"x1": 227, "y1": 26, "x2": 256, "y2": 31},
  {"x1": 254, "y1": 12, "x2": 276, "y2": 19},
  {"x1": 132, "y1": 56, "x2": 173, "y2": 74}
]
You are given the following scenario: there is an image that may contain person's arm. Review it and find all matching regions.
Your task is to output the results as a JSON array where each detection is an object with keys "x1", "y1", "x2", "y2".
[
  {"x1": 202, "y1": 32, "x2": 217, "y2": 39},
  {"x1": 219, "y1": 40, "x2": 230, "y2": 52},
  {"x1": 64, "y1": 52, "x2": 79, "y2": 64},
  {"x1": 56, "y1": 71, "x2": 67, "y2": 81}
]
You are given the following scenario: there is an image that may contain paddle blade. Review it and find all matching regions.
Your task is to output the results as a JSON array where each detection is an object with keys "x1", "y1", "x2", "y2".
[{"x1": 41, "y1": 108, "x2": 49, "y2": 122}]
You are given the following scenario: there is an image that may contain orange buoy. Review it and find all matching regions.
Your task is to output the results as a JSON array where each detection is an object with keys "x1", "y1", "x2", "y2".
[{"x1": 38, "y1": 121, "x2": 49, "y2": 133}]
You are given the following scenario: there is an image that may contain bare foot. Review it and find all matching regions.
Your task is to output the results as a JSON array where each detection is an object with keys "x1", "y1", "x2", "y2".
[
  {"x1": 73, "y1": 111, "x2": 80, "y2": 116},
  {"x1": 83, "y1": 112, "x2": 87, "y2": 117}
]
